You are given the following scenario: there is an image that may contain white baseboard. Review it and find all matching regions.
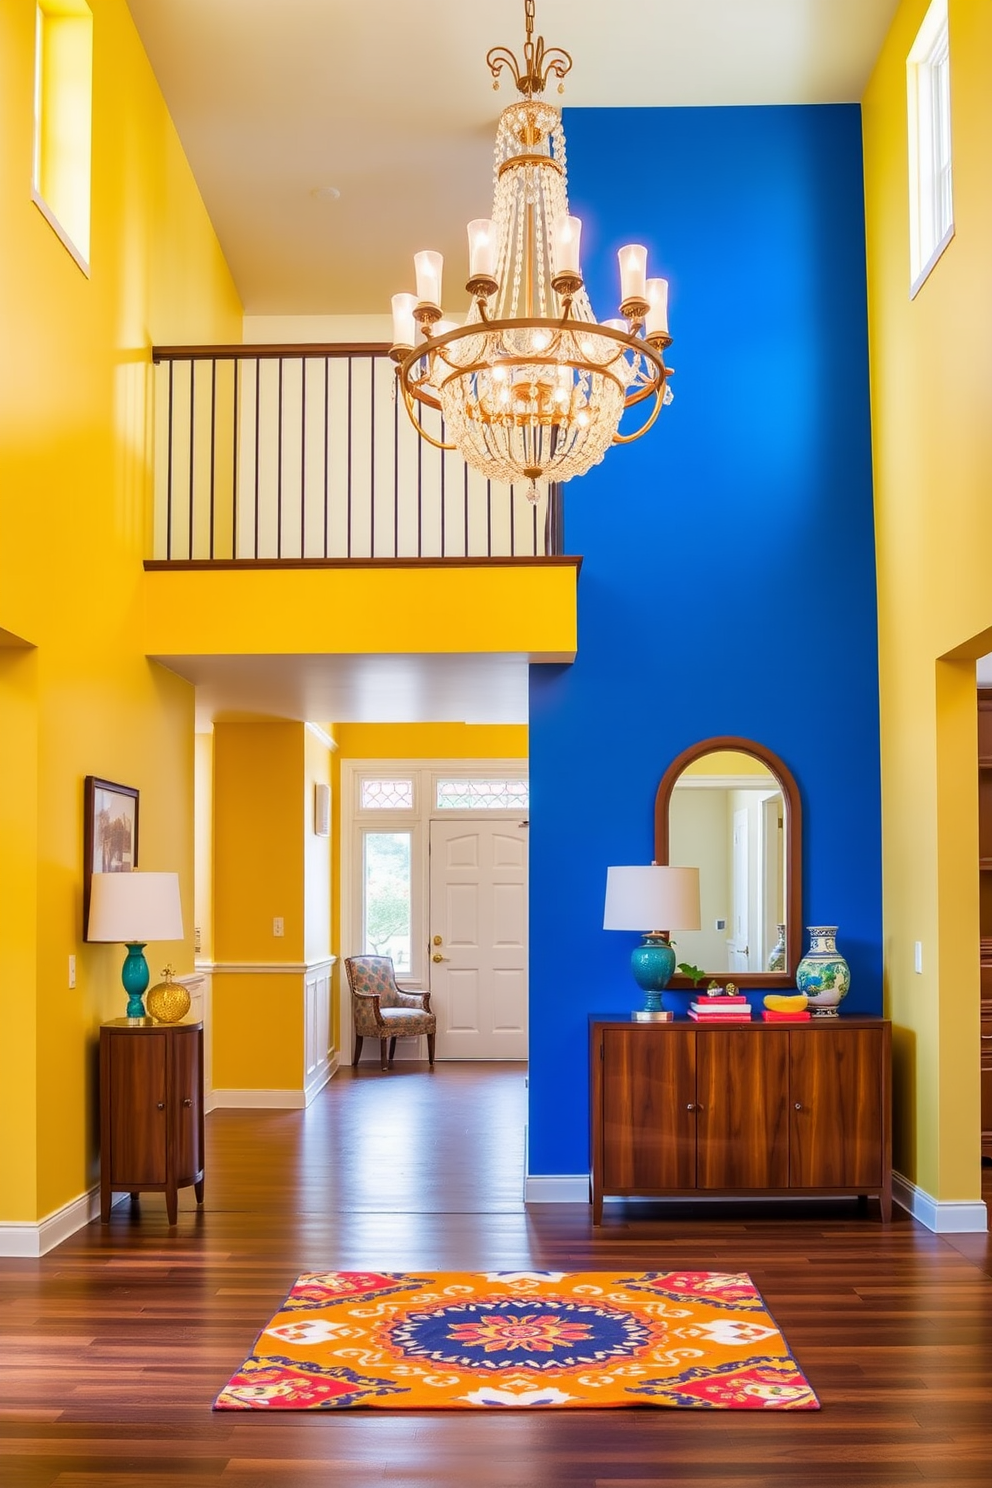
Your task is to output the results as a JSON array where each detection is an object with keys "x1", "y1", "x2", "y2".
[
  {"x1": 0, "y1": 1184, "x2": 123, "y2": 1257},
  {"x1": 524, "y1": 1174, "x2": 589, "y2": 1203},
  {"x1": 210, "y1": 1088, "x2": 307, "y2": 1109},
  {"x1": 892, "y1": 1172, "x2": 988, "y2": 1233},
  {"x1": 304, "y1": 1054, "x2": 338, "y2": 1106}
]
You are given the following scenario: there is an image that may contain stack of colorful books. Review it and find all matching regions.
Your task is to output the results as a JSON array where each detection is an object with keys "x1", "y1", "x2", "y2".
[{"x1": 687, "y1": 993, "x2": 752, "y2": 1022}]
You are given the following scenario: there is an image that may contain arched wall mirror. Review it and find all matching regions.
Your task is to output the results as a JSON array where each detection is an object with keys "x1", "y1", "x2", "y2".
[{"x1": 654, "y1": 737, "x2": 802, "y2": 988}]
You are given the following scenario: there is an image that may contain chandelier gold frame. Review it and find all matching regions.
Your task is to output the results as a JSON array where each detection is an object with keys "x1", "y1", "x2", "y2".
[{"x1": 390, "y1": 0, "x2": 673, "y2": 497}]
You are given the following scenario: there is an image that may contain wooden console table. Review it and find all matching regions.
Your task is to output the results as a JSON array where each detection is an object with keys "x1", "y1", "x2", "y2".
[
  {"x1": 100, "y1": 1019, "x2": 205, "y2": 1225},
  {"x1": 590, "y1": 1016, "x2": 891, "y2": 1223}
]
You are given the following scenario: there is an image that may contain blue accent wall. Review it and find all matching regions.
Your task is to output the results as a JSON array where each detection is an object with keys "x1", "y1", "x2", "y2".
[{"x1": 528, "y1": 105, "x2": 881, "y2": 1178}]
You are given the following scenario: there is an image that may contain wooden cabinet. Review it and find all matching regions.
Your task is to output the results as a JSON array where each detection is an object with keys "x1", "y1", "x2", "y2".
[
  {"x1": 591, "y1": 1018, "x2": 891, "y2": 1223},
  {"x1": 100, "y1": 1020, "x2": 205, "y2": 1225}
]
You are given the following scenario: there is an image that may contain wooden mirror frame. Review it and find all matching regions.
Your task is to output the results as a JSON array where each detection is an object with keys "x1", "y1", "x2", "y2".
[{"x1": 654, "y1": 735, "x2": 802, "y2": 989}]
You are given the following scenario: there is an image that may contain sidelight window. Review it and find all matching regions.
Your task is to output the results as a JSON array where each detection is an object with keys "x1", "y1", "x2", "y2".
[{"x1": 362, "y1": 831, "x2": 412, "y2": 974}]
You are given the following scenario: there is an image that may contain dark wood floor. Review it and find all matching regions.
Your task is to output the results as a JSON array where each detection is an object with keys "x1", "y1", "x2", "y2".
[{"x1": 2, "y1": 1063, "x2": 991, "y2": 1487}]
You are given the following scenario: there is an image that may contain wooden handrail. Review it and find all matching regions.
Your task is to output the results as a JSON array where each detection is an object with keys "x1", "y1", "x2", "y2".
[{"x1": 152, "y1": 342, "x2": 392, "y2": 362}]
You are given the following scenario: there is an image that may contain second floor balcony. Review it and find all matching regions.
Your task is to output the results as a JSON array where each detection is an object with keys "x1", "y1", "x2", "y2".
[
  {"x1": 151, "y1": 343, "x2": 563, "y2": 565},
  {"x1": 144, "y1": 343, "x2": 579, "y2": 672}
]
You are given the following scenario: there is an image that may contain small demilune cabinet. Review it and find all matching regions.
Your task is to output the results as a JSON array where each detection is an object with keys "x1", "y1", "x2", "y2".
[
  {"x1": 100, "y1": 1019, "x2": 205, "y2": 1225},
  {"x1": 590, "y1": 1017, "x2": 891, "y2": 1223}
]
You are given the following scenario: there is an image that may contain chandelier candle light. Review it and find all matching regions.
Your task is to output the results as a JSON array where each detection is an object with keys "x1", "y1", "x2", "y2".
[
  {"x1": 390, "y1": 0, "x2": 674, "y2": 502},
  {"x1": 604, "y1": 865, "x2": 701, "y2": 1022}
]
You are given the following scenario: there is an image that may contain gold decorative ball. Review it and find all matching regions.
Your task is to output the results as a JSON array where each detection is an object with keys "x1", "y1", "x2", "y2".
[{"x1": 146, "y1": 966, "x2": 191, "y2": 1024}]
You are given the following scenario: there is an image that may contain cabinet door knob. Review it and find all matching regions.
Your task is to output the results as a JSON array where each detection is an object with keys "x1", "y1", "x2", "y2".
[
  {"x1": 182, "y1": 1097, "x2": 192, "y2": 1108},
  {"x1": 157, "y1": 1102, "x2": 165, "y2": 1110},
  {"x1": 686, "y1": 1102, "x2": 696, "y2": 1112},
  {"x1": 794, "y1": 1102, "x2": 803, "y2": 1111}
]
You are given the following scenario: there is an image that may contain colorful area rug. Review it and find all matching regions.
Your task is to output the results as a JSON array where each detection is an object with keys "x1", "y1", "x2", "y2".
[{"x1": 213, "y1": 1270, "x2": 819, "y2": 1411}]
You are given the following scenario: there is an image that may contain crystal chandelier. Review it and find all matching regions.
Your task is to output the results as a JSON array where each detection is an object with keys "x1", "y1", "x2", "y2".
[{"x1": 389, "y1": 0, "x2": 673, "y2": 502}]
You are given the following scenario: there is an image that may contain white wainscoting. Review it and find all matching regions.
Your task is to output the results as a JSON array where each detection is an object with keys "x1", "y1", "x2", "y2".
[
  {"x1": 180, "y1": 970, "x2": 212, "y2": 1110},
  {"x1": 305, "y1": 957, "x2": 336, "y2": 1104}
]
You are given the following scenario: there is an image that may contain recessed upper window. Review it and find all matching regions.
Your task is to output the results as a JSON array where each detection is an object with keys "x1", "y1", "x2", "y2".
[
  {"x1": 33, "y1": 0, "x2": 93, "y2": 273},
  {"x1": 907, "y1": 0, "x2": 953, "y2": 298}
]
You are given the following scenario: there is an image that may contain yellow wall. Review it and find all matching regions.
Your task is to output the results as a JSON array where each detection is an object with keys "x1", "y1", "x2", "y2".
[
  {"x1": 0, "y1": 0, "x2": 242, "y2": 1224},
  {"x1": 210, "y1": 973, "x2": 305, "y2": 1090},
  {"x1": 863, "y1": 0, "x2": 992, "y2": 1199},
  {"x1": 144, "y1": 563, "x2": 578, "y2": 662},
  {"x1": 211, "y1": 721, "x2": 333, "y2": 1093},
  {"x1": 214, "y1": 723, "x2": 306, "y2": 964},
  {"x1": 331, "y1": 724, "x2": 528, "y2": 760}
]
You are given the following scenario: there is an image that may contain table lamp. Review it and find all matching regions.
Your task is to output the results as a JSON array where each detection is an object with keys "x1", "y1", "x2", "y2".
[
  {"x1": 87, "y1": 871, "x2": 185, "y2": 1022},
  {"x1": 604, "y1": 865, "x2": 701, "y2": 1021}
]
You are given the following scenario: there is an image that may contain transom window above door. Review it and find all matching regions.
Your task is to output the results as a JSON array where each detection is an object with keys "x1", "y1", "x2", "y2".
[
  {"x1": 360, "y1": 777, "x2": 415, "y2": 811},
  {"x1": 435, "y1": 778, "x2": 529, "y2": 811}
]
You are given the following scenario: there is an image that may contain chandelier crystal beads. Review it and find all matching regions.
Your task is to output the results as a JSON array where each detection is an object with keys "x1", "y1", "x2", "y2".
[{"x1": 390, "y1": 1, "x2": 673, "y2": 500}]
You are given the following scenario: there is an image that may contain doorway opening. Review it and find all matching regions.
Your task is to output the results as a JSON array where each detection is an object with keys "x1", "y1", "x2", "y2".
[{"x1": 341, "y1": 758, "x2": 529, "y2": 1065}]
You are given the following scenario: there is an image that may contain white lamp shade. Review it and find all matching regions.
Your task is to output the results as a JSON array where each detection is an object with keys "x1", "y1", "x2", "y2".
[
  {"x1": 88, "y1": 871, "x2": 184, "y2": 943},
  {"x1": 603, "y1": 865, "x2": 701, "y2": 932}
]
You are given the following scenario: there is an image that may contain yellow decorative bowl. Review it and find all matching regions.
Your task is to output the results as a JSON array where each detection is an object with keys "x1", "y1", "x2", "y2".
[
  {"x1": 146, "y1": 967, "x2": 191, "y2": 1024},
  {"x1": 763, "y1": 993, "x2": 808, "y2": 1013}
]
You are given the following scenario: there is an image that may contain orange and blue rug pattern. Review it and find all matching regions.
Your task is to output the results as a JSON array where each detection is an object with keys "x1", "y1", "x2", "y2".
[{"x1": 213, "y1": 1270, "x2": 819, "y2": 1411}]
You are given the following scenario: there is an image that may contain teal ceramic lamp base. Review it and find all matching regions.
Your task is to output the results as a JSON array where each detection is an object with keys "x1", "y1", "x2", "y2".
[
  {"x1": 630, "y1": 933, "x2": 677, "y2": 1022},
  {"x1": 121, "y1": 941, "x2": 151, "y2": 1022}
]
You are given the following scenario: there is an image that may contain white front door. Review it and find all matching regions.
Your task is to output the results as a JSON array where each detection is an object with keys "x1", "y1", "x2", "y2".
[{"x1": 428, "y1": 818, "x2": 528, "y2": 1059}]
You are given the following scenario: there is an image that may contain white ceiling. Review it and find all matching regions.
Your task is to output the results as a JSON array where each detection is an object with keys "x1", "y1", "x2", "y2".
[
  {"x1": 125, "y1": 0, "x2": 900, "y2": 316},
  {"x1": 152, "y1": 652, "x2": 531, "y2": 732},
  {"x1": 129, "y1": 0, "x2": 900, "y2": 728}
]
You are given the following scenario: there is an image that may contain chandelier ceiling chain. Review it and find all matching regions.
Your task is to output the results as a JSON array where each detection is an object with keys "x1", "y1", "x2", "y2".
[{"x1": 390, "y1": 0, "x2": 673, "y2": 500}]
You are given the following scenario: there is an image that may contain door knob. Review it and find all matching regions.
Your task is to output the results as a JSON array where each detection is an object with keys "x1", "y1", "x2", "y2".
[
  {"x1": 182, "y1": 1098, "x2": 192, "y2": 1108},
  {"x1": 686, "y1": 1102, "x2": 696, "y2": 1112},
  {"x1": 156, "y1": 1102, "x2": 165, "y2": 1110},
  {"x1": 432, "y1": 935, "x2": 443, "y2": 946},
  {"x1": 432, "y1": 953, "x2": 449, "y2": 963},
  {"x1": 794, "y1": 1102, "x2": 803, "y2": 1111}
]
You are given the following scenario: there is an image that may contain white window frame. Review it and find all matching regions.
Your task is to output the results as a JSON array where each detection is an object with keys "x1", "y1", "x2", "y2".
[{"x1": 907, "y1": 0, "x2": 954, "y2": 298}]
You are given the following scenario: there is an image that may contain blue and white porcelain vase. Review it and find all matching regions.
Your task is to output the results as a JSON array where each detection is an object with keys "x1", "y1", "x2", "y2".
[
  {"x1": 796, "y1": 925, "x2": 850, "y2": 1016},
  {"x1": 767, "y1": 924, "x2": 786, "y2": 972}
]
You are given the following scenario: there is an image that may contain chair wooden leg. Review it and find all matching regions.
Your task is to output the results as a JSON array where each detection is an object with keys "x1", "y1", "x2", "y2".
[
  {"x1": 388, "y1": 1036, "x2": 397, "y2": 1065},
  {"x1": 353, "y1": 1035, "x2": 364, "y2": 1067},
  {"x1": 427, "y1": 1033, "x2": 436, "y2": 1068},
  {"x1": 380, "y1": 1038, "x2": 390, "y2": 1071}
]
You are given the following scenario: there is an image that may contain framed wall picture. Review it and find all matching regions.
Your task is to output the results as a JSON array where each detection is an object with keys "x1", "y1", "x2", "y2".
[{"x1": 83, "y1": 776, "x2": 139, "y2": 940}]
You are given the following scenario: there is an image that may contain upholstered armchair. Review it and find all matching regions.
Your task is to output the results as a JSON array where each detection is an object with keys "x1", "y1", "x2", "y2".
[{"x1": 344, "y1": 955, "x2": 436, "y2": 1071}]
